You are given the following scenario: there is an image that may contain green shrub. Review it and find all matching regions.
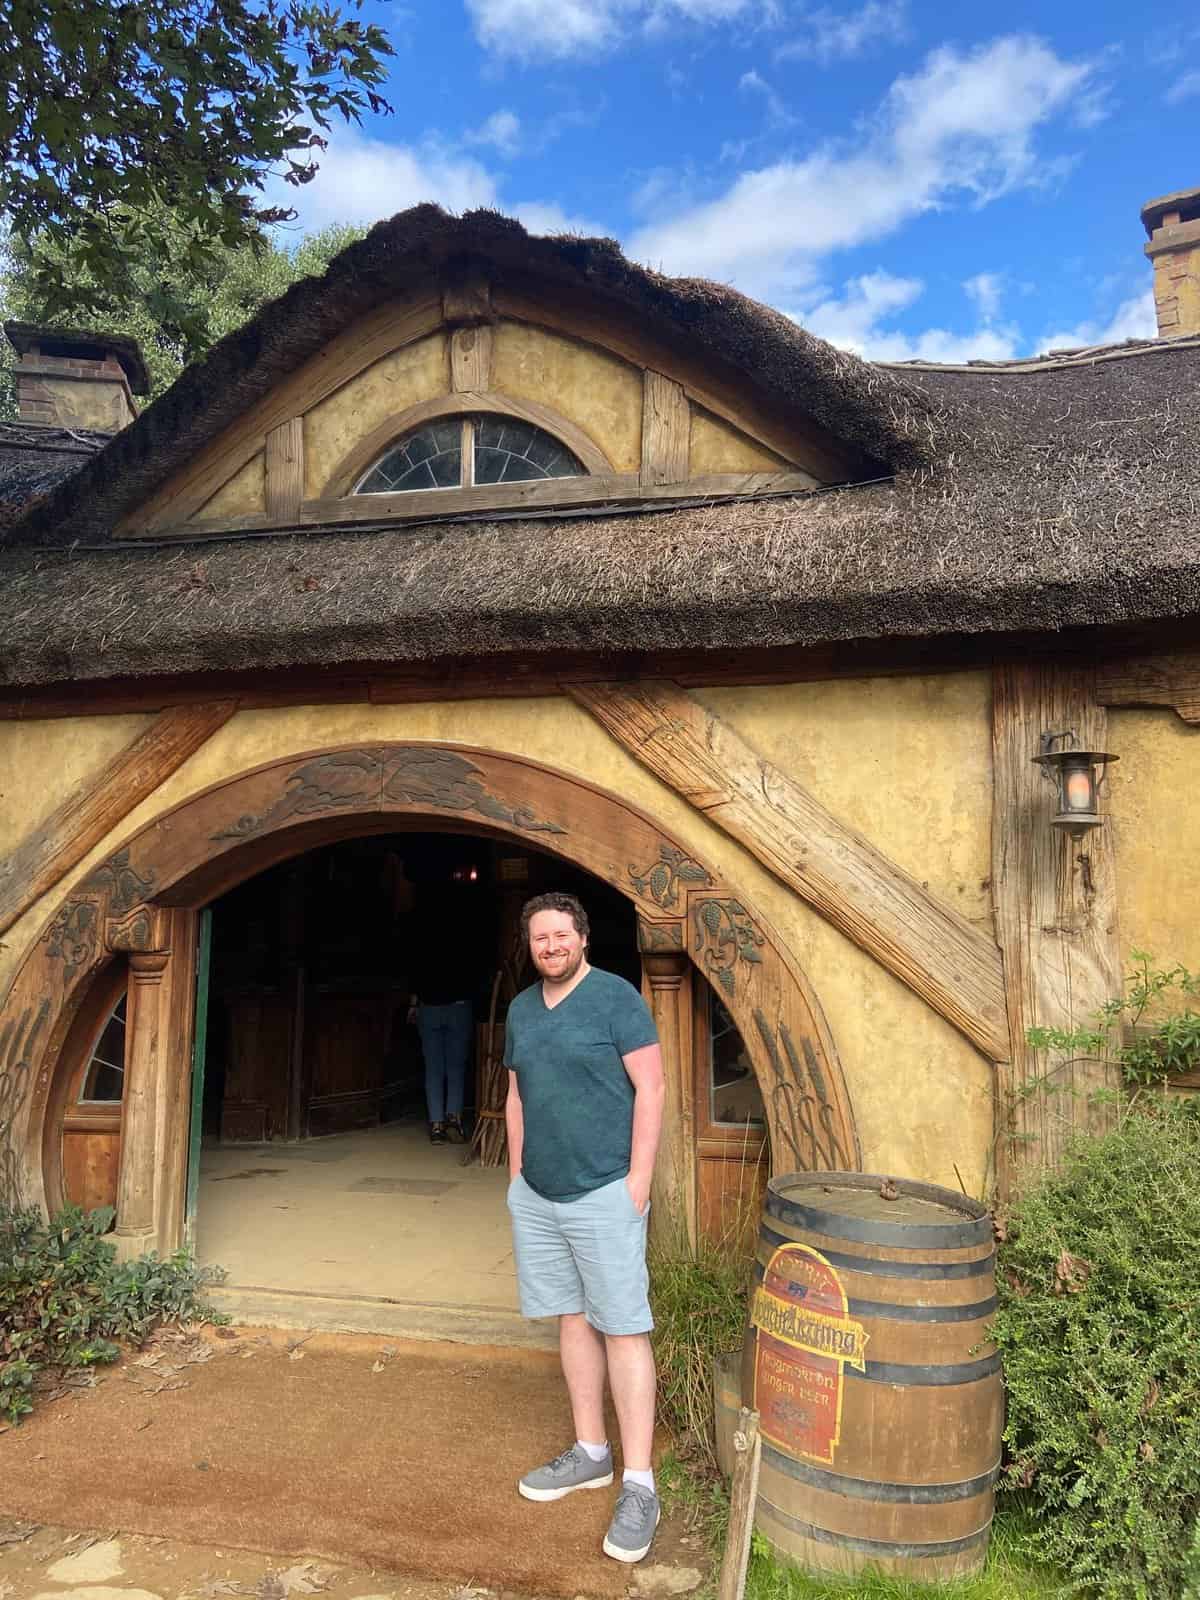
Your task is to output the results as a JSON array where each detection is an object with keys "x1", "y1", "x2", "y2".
[
  {"x1": 993, "y1": 1102, "x2": 1200, "y2": 1598},
  {"x1": 648, "y1": 1229, "x2": 752, "y2": 1474},
  {"x1": 0, "y1": 1203, "x2": 225, "y2": 1424}
]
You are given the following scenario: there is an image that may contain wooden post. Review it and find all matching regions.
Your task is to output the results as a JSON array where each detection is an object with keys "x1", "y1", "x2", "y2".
[
  {"x1": 641, "y1": 371, "x2": 690, "y2": 485},
  {"x1": 992, "y1": 664, "x2": 1122, "y2": 1189},
  {"x1": 640, "y1": 921, "x2": 696, "y2": 1250},
  {"x1": 265, "y1": 418, "x2": 304, "y2": 523},
  {"x1": 111, "y1": 908, "x2": 199, "y2": 1259},
  {"x1": 717, "y1": 1407, "x2": 761, "y2": 1600}
]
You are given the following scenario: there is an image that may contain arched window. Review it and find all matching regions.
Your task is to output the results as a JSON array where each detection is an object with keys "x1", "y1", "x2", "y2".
[
  {"x1": 356, "y1": 415, "x2": 586, "y2": 494},
  {"x1": 79, "y1": 992, "x2": 127, "y2": 1103}
]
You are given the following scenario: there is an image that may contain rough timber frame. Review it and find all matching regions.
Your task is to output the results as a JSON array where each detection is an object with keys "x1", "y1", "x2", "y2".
[
  {"x1": 117, "y1": 275, "x2": 848, "y2": 539},
  {"x1": 0, "y1": 744, "x2": 860, "y2": 1254}
]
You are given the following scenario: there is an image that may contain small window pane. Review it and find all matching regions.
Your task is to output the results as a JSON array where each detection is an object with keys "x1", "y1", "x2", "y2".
[
  {"x1": 707, "y1": 989, "x2": 764, "y2": 1127},
  {"x1": 357, "y1": 423, "x2": 464, "y2": 494},
  {"x1": 474, "y1": 417, "x2": 583, "y2": 485},
  {"x1": 80, "y1": 993, "x2": 127, "y2": 1103}
]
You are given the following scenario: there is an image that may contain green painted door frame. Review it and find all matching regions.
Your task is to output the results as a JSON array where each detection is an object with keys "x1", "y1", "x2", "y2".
[{"x1": 185, "y1": 907, "x2": 212, "y2": 1248}]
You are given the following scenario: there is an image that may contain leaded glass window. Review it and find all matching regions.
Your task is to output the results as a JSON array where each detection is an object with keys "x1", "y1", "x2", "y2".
[
  {"x1": 355, "y1": 416, "x2": 585, "y2": 494},
  {"x1": 79, "y1": 993, "x2": 126, "y2": 1103}
]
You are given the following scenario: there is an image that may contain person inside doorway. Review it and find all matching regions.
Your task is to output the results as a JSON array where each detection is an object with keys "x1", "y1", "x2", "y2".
[
  {"x1": 504, "y1": 892, "x2": 666, "y2": 1564},
  {"x1": 407, "y1": 883, "x2": 478, "y2": 1143}
]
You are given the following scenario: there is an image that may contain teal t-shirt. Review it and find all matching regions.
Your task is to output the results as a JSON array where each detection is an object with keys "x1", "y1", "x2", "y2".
[{"x1": 504, "y1": 967, "x2": 658, "y2": 1202}]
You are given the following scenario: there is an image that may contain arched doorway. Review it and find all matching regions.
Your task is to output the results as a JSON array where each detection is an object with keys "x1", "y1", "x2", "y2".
[{"x1": 3, "y1": 744, "x2": 860, "y2": 1266}]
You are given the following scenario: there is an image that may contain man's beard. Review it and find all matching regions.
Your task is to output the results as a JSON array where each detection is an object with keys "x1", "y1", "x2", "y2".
[{"x1": 534, "y1": 947, "x2": 585, "y2": 985}]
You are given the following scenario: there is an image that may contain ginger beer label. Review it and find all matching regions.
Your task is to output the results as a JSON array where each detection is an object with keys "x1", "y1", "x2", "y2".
[{"x1": 751, "y1": 1242, "x2": 868, "y2": 1465}]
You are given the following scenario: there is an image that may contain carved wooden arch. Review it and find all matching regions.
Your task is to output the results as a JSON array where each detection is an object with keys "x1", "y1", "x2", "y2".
[
  {"x1": 326, "y1": 391, "x2": 614, "y2": 498},
  {"x1": 0, "y1": 743, "x2": 861, "y2": 1217}
]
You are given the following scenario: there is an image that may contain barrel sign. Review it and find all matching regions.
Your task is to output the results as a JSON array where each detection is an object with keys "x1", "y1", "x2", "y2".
[{"x1": 751, "y1": 1243, "x2": 868, "y2": 1465}]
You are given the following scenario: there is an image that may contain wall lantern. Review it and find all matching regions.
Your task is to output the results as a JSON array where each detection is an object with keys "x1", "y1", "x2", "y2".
[{"x1": 1032, "y1": 730, "x2": 1119, "y2": 838}]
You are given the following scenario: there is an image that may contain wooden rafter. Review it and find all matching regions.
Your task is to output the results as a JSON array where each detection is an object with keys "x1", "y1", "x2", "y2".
[{"x1": 572, "y1": 678, "x2": 1010, "y2": 1062}]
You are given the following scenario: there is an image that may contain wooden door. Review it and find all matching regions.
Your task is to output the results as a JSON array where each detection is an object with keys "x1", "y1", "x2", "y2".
[{"x1": 59, "y1": 964, "x2": 128, "y2": 1214}]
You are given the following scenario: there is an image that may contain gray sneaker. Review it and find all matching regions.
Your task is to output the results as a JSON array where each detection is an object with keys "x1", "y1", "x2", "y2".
[
  {"x1": 602, "y1": 1482, "x2": 661, "y2": 1563},
  {"x1": 518, "y1": 1443, "x2": 614, "y2": 1502}
]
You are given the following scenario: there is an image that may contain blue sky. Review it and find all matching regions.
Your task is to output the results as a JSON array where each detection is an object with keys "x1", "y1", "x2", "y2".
[{"x1": 273, "y1": 2, "x2": 1200, "y2": 362}]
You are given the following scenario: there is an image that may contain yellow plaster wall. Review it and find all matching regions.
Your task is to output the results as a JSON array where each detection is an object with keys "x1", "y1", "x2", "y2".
[
  {"x1": 690, "y1": 408, "x2": 787, "y2": 473},
  {"x1": 1109, "y1": 707, "x2": 1200, "y2": 972},
  {"x1": 0, "y1": 679, "x2": 995, "y2": 1194},
  {"x1": 703, "y1": 675, "x2": 994, "y2": 930},
  {"x1": 0, "y1": 713, "x2": 154, "y2": 860},
  {"x1": 303, "y1": 332, "x2": 449, "y2": 497},
  {"x1": 492, "y1": 322, "x2": 641, "y2": 472},
  {"x1": 195, "y1": 452, "x2": 265, "y2": 522}
]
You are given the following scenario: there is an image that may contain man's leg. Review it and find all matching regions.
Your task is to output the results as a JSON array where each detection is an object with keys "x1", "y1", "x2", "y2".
[
  {"x1": 604, "y1": 1331, "x2": 656, "y2": 1471},
  {"x1": 418, "y1": 1006, "x2": 446, "y2": 1129},
  {"x1": 560, "y1": 1312, "x2": 608, "y2": 1445}
]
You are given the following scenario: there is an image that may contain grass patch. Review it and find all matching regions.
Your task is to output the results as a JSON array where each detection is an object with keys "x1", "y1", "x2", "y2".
[{"x1": 742, "y1": 1512, "x2": 1069, "y2": 1600}]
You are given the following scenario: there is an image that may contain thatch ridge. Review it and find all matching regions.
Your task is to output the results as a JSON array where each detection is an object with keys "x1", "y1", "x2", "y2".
[{"x1": 7, "y1": 206, "x2": 941, "y2": 548}]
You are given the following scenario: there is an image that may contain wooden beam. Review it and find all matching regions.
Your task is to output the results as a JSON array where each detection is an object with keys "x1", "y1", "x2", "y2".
[
  {"x1": 1096, "y1": 652, "x2": 1200, "y2": 723},
  {"x1": 264, "y1": 418, "x2": 304, "y2": 523},
  {"x1": 641, "y1": 370, "x2": 690, "y2": 485},
  {"x1": 135, "y1": 469, "x2": 822, "y2": 541},
  {"x1": 450, "y1": 325, "x2": 494, "y2": 393},
  {"x1": 991, "y1": 664, "x2": 1121, "y2": 1188},
  {"x1": 573, "y1": 679, "x2": 1010, "y2": 1062},
  {"x1": 0, "y1": 701, "x2": 236, "y2": 938}
]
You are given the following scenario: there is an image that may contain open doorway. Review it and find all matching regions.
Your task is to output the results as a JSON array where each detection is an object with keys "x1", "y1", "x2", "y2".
[{"x1": 192, "y1": 830, "x2": 639, "y2": 1322}]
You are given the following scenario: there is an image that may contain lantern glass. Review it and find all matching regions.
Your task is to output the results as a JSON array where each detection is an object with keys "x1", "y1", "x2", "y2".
[{"x1": 1063, "y1": 760, "x2": 1095, "y2": 814}]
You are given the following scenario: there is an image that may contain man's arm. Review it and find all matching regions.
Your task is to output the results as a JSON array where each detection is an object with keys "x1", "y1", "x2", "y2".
[
  {"x1": 623, "y1": 1043, "x2": 665, "y2": 1216},
  {"x1": 505, "y1": 1069, "x2": 525, "y2": 1182}
]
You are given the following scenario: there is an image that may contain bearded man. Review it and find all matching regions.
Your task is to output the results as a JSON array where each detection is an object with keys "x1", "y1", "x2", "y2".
[{"x1": 504, "y1": 891, "x2": 665, "y2": 1564}]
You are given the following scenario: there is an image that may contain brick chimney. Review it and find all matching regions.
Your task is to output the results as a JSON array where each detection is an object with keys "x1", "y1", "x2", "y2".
[
  {"x1": 1142, "y1": 186, "x2": 1200, "y2": 338},
  {"x1": 4, "y1": 321, "x2": 149, "y2": 431}
]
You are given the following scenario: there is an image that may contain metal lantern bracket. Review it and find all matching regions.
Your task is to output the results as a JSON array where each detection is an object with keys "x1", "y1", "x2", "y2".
[{"x1": 1032, "y1": 729, "x2": 1119, "y2": 840}]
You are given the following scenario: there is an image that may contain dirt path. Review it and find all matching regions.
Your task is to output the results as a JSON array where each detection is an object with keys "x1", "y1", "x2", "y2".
[{"x1": 0, "y1": 1328, "x2": 705, "y2": 1600}]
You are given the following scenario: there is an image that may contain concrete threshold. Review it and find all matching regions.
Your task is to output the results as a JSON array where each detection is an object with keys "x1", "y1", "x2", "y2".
[{"x1": 207, "y1": 1282, "x2": 558, "y2": 1349}]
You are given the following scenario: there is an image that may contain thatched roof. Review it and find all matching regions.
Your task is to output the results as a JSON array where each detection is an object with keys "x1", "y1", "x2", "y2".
[
  {"x1": 0, "y1": 421, "x2": 110, "y2": 532},
  {"x1": 6, "y1": 207, "x2": 935, "y2": 550},
  {"x1": 0, "y1": 206, "x2": 1196, "y2": 691}
]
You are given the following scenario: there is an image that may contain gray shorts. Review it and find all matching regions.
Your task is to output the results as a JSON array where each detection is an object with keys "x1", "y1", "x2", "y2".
[{"x1": 507, "y1": 1173, "x2": 653, "y2": 1335}]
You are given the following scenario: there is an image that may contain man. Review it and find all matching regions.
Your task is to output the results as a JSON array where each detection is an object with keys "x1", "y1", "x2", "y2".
[{"x1": 504, "y1": 892, "x2": 665, "y2": 1564}]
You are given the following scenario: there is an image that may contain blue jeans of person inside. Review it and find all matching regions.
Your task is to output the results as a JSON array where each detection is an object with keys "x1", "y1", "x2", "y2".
[{"x1": 416, "y1": 1000, "x2": 472, "y2": 1123}]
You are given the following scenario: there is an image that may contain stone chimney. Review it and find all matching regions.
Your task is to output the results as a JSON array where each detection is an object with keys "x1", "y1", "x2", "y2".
[
  {"x1": 1142, "y1": 186, "x2": 1200, "y2": 338},
  {"x1": 4, "y1": 321, "x2": 149, "y2": 431}
]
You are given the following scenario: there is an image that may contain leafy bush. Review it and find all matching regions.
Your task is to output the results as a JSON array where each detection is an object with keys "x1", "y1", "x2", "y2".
[
  {"x1": 993, "y1": 1102, "x2": 1200, "y2": 1598},
  {"x1": 649, "y1": 1230, "x2": 751, "y2": 1474},
  {"x1": 0, "y1": 1203, "x2": 224, "y2": 1424}
]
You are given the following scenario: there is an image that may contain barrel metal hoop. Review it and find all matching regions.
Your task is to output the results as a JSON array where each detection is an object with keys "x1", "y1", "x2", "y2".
[
  {"x1": 847, "y1": 1353, "x2": 1003, "y2": 1387},
  {"x1": 750, "y1": 1257, "x2": 998, "y2": 1322},
  {"x1": 760, "y1": 1445, "x2": 1001, "y2": 1504},
  {"x1": 767, "y1": 1190, "x2": 994, "y2": 1250},
  {"x1": 757, "y1": 1494, "x2": 993, "y2": 1559},
  {"x1": 759, "y1": 1222, "x2": 995, "y2": 1280}
]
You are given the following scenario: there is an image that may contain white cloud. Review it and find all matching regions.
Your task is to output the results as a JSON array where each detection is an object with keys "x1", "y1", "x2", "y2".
[
  {"x1": 466, "y1": 109, "x2": 523, "y2": 158},
  {"x1": 511, "y1": 200, "x2": 611, "y2": 236},
  {"x1": 267, "y1": 126, "x2": 608, "y2": 242},
  {"x1": 270, "y1": 129, "x2": 499, "y2": 233},
  {"x1": 777, "y1": 1, "x2": 906, "y2": 65},
  {"x1": 629, "y1": 36, "x2": 1096, "y2": 300},
  {"x1": 1038, "y1": 289, "x2": 1157, "y2": 355},
  {"x1": 739, "y1": 68, "x2": 795, "y2": 127},
  {"x1": 1166, "y1": 70, "x2": 1200, "y2": 105},
  {"x1": 964, "y1": 271, "x2": 1004, "y2": 323},
  {"x1": 797, "y1": 270, "x2": 1020, "y2": 362},
  {"x1": 465, "y1": 0, "x2": 765, "y2": 62}
]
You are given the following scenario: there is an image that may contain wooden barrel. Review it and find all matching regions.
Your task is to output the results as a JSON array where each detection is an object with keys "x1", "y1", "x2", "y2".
[
  {"x1": 742, "y1": 1173, "x2": 1001, "y2": 1584},
  {"x1": 712, "y1": 1350, "x2": 742, "y2": 1479}
]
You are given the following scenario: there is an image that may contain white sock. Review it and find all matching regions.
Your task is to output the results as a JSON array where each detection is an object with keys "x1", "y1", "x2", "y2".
[
  {"x1": 577, "y1": 1439, "x2": 610, "y2": 1461},
  {"x1": 624, "y1": 1467, "x2": 655, "y2": 1493}
]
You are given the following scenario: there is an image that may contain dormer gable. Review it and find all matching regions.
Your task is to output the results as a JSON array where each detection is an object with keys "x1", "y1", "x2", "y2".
[{"x1": 9, "y1": 208, "x2": 939, "y2": 548}]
